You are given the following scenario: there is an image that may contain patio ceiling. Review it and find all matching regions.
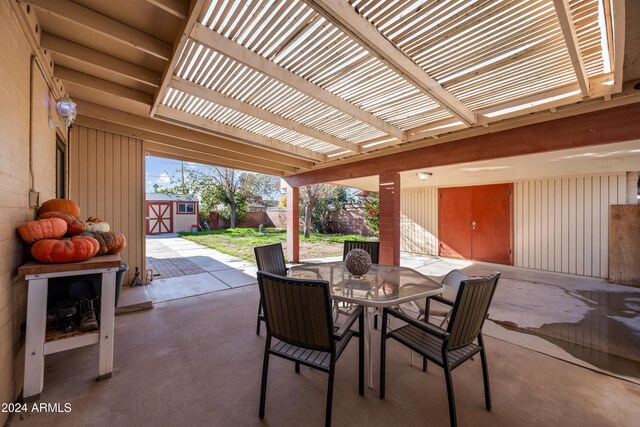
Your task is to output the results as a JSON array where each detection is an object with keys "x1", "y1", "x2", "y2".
[{"x1": 19, "y1": 0, "x2": 640, "y2": 174}]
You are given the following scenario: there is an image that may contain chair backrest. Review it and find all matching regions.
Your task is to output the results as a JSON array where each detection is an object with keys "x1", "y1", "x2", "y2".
[
  {"x1": 254, "y1": 243, "x2": 287, "y2": 276},
  {"x1": 446, "y1": 272, "x2": 500, "y2": 350},
  {"x1": 257, "y1": 271, "x2": 335, "y2": 352},
  {"x1": 441, "y1": 269, "x2": 469, "y2": 289},
  {"x1": 343, "y1": 241, "x2": 380, "y2": 264}
]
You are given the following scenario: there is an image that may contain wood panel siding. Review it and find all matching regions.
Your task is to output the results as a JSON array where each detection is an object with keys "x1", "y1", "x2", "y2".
[
  {"x1": 608, "y1": 205, "x2": 640, "y2": 286},
  {"x1": 69, "y1": 126, "x2": 145, "y2": 284},
  {"x1": 513, "y1": 174, "x2": 627, "y2": 278},
  {"x1": 400, "y1": 188, "x2": 439, "y2": 256}
]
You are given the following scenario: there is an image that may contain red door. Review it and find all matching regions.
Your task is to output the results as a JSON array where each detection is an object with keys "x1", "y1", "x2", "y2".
[
  {"x1": 439, "y1": 184, "x2": 512, "y2": 265},
  {"x1": 147, "y1": 202, "x2": 173, "y2": 234}
]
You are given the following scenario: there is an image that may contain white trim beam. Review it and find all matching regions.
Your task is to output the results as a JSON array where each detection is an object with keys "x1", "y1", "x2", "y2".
[
  {"x1": 41, "y1": 33, "x2": 161, "y2": 88},
  {"x1": 155, "y1": 104, "x2": 327, "y2": 162},
  {"x1": 191, "y1": 23, "x2": 405, "y2": 141},
  {"x1": 75, "y1": 100, "x2": 314, "y2": 170},
  {"x1": 54, "y1": 66, "x2": 154, "y2": 105},
  {"x1": 552, "y1": 0, "x2": 590, "y2": 97},
  {"x1": 146, "y1": 149, "x2": 284, "y2": 176},
  {"x1": 25, "y1": 0, "x2": 172, "y2": 60},
  {"x1": 610, "y1": 0, "x2": 625, "y2": 92},
  {"x1": 305, "y1": 0, "x2": 476, "y2": 126},
  {"x1": 170, "y1": 76, "x2": 361, "y2": 153},
  {"x1": 151, "y1": 0, "x2": 208, "y2": 116}
]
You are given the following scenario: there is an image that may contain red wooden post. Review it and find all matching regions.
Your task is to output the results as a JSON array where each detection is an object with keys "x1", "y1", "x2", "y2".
[
  {"x1": 379, "y1": 172, "x2": 400, "y2": 266},
  {"x1": 285, "y1": 184, "x2": 299, "y2": 263}
]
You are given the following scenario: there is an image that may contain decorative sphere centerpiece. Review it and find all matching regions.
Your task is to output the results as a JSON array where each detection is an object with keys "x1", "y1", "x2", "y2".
[{"x1": 345, "y1": 248, "x2": 372, "y2": 278}]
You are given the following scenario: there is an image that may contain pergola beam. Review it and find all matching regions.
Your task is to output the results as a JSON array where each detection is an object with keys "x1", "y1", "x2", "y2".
[
  {"x1": 25, "y1": 0, "x2": 172, "y2": 60},
  {"x1": 552, "y1": 0, "x2": 590, "y2": 97},
  {"x1": 170, "y1": 76, "x2": 361, "y2": 153},
  {"x1": 75, "y1": 100, "x2": 314, "y2": 170},
  {"x1": 54, "y1": 66, "x2": 154, "y2": 105},
  {"x1": 155, "y1": 104, "x2": 327, "y2": 162},
  {"x1": 151, "y1": 0, "x2": 208, "y2": 116},
  {"x1": 143, "y1": 0, "x2": 188, "y2": 20},
  {"x1": 190, "y1": 23, "x2": 405, "y2": 141},
  {"x1": 145, "y1": 143, "x2": 286, "y2": 176},
  {"x1": 305, "y1": 0, "x2": 476, "y2": 126},
  {"x1": 75, "y1": 115, "x2": 295, "y2": 175},
  {"x1": 41, "y1": 33, "x2": 161, "y2": 88}
]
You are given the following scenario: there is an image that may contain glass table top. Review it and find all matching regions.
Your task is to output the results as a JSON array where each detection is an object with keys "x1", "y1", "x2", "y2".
[{"x1": 288, "y1": 261, "x2": 443, "y2": 307}]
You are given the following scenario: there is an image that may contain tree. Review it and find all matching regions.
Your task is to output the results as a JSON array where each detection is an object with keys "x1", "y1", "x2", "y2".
[
  {"x1": 362, "y1": 191, "x2": 379, "y2": 236},
  {"x1": 300, "y1": 185, "x2": 353, "y2": 237},
  {"x1": 165, "y1": 165, "x2": 279, "y2": 229}
]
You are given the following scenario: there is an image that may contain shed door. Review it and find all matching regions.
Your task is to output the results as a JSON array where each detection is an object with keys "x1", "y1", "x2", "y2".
[
  {"x1": 439, "y1": 183, "x2": 512, "y2": 265},
  {"x1": 147, "y1": 202, "x2": 173, "y2": 234}
]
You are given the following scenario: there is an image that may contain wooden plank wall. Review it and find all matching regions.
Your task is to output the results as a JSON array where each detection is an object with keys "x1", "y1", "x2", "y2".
[
  {"x1": 513, "y1": 173, "x2": 627, "y2": 278},
  {"x1": 400, "y1": 187, "x2": 439, "y2": 255},
  {"x1": 608, "y1": 205, "x2": 640, "y2": 286},
  {"x1": 69, "y1": 126, "x2": 145, "y2": 284}
]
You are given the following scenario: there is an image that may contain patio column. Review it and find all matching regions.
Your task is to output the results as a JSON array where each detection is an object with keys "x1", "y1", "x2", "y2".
[
  {"x1": 285, "y1": 184, "x2": 300, "y2": 263},
  {"x1": 378, "y1": 172, "x2": 401, "y2": 266}
]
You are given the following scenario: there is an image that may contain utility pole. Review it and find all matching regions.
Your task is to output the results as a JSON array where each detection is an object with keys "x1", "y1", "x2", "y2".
[{"x1": 181, "y1": 161, "x2": 185, "y2": 194}]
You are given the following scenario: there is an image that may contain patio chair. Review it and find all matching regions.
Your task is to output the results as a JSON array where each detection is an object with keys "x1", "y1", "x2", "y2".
[
  {"x1": 254, "y1": 243, "x2": 288, "y2": 335},
  {"x1": 257, "y1": 272, "x2": 364, "y2": 427},
  {"x1": 380, "y1": 272, "x2": 501, "y2": 427},
  {"x1": 342, "y1": 240, "x2": 380, "y2": 264},
  {"x1": 342, "y1": 241, "x2": 380, "y2": 326},
  {"x1": 414, "y1": 269, "x2": 470, "y2": 327}
]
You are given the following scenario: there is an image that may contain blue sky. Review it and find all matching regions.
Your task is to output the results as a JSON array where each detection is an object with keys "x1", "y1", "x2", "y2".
[{"x1": 145, "y1": 156, "x2": 199, "y2": 193}]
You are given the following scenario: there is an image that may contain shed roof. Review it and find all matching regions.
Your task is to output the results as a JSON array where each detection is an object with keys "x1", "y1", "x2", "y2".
[{"x1": 146, "y1": 193, "x2": 198, "y2": 202}]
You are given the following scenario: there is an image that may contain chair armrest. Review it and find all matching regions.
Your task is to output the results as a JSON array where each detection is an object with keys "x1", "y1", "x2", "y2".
[
  {"x1": 429, "y1": 295, "x2": 454, "y2": 306},
  {"x1": 384, "y1": 307, "x2": 449, "y2": 340},
  {"x1": 334, "y1": 305, "x2": 364, "y2": 340}
]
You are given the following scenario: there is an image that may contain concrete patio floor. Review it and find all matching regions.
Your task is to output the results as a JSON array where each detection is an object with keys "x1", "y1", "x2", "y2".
[
  {"x1": 142, "y1": 234, "x2": 640, "y2": 383},
  {"x1": 9, "y1": 283, "x2": 640, "y2": 427}
]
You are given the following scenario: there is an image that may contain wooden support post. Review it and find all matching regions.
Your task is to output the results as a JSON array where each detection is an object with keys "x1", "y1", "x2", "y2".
[
  {"x1": 379, "y1": 173, "x2": 400, "y2": 266},
  {"x1": 286, "y1": 185, "x2": 300, "y2": 263}
]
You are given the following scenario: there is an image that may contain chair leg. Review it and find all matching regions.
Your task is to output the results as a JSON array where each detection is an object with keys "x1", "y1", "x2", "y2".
[
  {"x1": 325, "y1": 365, "x2": 336, "y2": 427},
  {"x1": 358, "y1": 311, "x2": 364, "y2": 396},
  {"x1": 422, "y1": 356, "x2": 427, "y2": 372},
  {"x1": 379, "y1": 309, "x2": 388, "y2": 399},
  {"x1": 478, "y1": 335, "x2": 492, "y2": 411},
  {"x1": 373, "y1": 313, "x2": 378, "y2": 330},
  {"x1": 295, "y1": 362, "x2": 300, "y2": 374},
  {"x1": 256, "y1": 297, "x2": 263, "y2": 335},
  {"x1": 443, "y1": 363, "x2": 457, "y2": 427},
  {"x1": 259, "y1": 339, "x2": 271, "y2": 419}
]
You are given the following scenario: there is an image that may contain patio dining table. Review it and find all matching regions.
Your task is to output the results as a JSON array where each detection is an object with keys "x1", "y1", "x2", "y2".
[{"x1": 288, "y1": 261, "x2": 444, "y2": 388}]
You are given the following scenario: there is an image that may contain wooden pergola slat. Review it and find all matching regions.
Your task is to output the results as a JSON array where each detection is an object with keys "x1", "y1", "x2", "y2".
[{"x1": 552, "y1": 0, "x2": 590, "y2": 97}]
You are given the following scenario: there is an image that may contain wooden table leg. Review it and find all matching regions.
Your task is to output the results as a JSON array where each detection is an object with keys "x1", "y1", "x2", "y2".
[
  {"x1": 23, "y1": 278, "x2": 48, "y2": 401},
  {"x1": 98, "y1": 271, "x2": 116, "y2": 380}
]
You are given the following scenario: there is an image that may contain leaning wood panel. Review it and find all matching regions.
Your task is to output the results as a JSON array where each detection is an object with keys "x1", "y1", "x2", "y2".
[
  {"x1": 70, "y1": 125, "x2": 145, "y2": 284},
  {"x1": 608, "y1": 205, "x2": 640, "y2": 286}
]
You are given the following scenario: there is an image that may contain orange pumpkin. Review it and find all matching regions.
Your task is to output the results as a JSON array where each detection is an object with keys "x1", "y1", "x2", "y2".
[
  {"x1": 98, "y1": 231, "x2": 127, "y2": 254},
  {"x1": 38, "y1": 199, "x2": 81, "y2": 219},
  {"x1": 31, "y1": 236, "x2": 99, "y2": 263},
  {"x1": 17, "y1": 218, "x2": 67, "y2": 243},
  {"x1": 38, "y1": 212, "x2": 86, "y2": 235}
]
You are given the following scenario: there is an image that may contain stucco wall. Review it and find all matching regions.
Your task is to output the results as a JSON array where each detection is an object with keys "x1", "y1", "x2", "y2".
[{"x1": 0, "y1": 2, "x2": 59, "y2": 420}]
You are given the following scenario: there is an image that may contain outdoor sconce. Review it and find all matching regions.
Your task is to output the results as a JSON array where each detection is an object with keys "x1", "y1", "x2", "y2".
[
  {"x1": 416, "y1": 172, "x2": 432, "y2": 181},
  {"x1": 55, "y1": 94, "x2": 77, "y2": 128}
]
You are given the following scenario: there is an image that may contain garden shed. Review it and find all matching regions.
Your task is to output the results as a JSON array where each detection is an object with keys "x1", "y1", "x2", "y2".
[{"x1": 146, "y1": 193, "x2": 198, "y2": 234}]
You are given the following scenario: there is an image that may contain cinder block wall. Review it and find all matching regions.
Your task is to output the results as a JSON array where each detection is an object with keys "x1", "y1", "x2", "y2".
[{"x1": 0, "y1": 2, "x2": 59, "y2": 421}]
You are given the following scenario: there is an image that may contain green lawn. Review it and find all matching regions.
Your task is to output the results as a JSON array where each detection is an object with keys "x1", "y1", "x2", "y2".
[{"x1": 179, "y1": 228, "x2": 374, "y2": 262}]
